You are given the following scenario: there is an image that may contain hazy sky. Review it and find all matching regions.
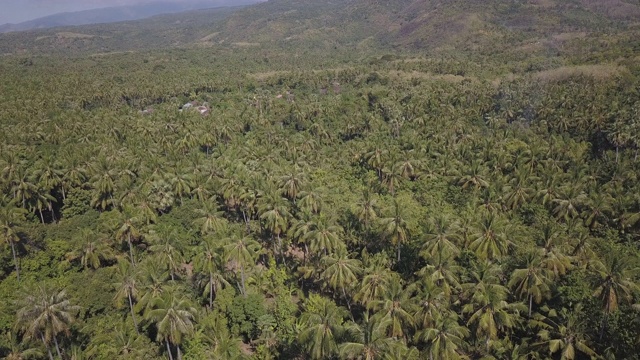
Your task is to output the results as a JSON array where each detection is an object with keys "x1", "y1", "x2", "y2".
[{"x1": 0, "y1": 0, "x2": 250, "y2": 24}]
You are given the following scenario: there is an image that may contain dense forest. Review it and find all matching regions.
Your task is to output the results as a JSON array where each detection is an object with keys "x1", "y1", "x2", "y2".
[{"x1": 1, "y1": 0, "x2": 640, "y2": 359}]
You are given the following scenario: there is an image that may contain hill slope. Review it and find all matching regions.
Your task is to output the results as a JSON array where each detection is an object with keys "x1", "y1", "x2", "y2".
[{"x1": 212, "y1": 0, "x2": 640, "y2": 50}]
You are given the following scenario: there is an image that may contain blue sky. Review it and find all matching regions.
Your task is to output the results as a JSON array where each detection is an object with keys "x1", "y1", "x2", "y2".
[{"x1": 0, "y1": 0, "x2": 259, "y2": 24}]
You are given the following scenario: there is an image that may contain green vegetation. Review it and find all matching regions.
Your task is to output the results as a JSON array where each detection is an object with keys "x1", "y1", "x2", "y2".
[{"x1": 1, "y1": 0, "x2": 640, "y2": 359}]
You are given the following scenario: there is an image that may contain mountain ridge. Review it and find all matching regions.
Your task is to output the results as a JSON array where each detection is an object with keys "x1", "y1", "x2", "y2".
[{"x1": 0, "y1": 0, "x2": 263, "y2": 33}]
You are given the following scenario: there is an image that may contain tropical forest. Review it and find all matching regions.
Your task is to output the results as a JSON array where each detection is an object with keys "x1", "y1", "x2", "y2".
[{"x1": 1, "y1": 0, "x2": 640, "y2": 359}]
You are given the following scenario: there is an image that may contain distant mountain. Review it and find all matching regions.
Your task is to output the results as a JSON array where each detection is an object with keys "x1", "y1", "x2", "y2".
[
  {"x1": 0, "y1": 0, "x2": 264, "y2": 33},
  {"x1": 213, "y1": 0, "x2": 640, "y2": 50}
]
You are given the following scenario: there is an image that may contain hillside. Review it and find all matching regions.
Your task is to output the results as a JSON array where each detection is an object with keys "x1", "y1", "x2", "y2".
[
  {"x1": 0, "y1": 6, "x2": 248, "y2": 56},
  {"x1": 213, "y1": 0, "x2": 640, "y2": 52},
  {"x1": 1, "y1": 0, "x2": 640, "y2": 359}
]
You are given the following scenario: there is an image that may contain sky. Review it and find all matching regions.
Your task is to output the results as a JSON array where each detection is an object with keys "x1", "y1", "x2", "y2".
[{"x1": 0, "y1": 0, "x2": 252, "y2": 24}]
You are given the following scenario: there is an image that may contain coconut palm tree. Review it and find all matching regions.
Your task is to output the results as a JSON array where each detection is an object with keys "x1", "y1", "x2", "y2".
[
  {"x1": 304, "y1": 218, "x2": 344, "y2": 257},
  {"x1": 339, "y1": 313, "x2": 397, "y2": 360},
  {"x1": 2, "y1": 330, "x2": 43, "y2": 360},
  {"x1": 15, "y1": 284, "x2": 80, "y2": 360},
  {"x1": 462, "y1": 265, "x2": 525, "y2": 351},
  {"x1": 533, "y1": 304, "x2": 597, "y2": 360},
  {"x1": 421, "y1": 214, "x2": 461, "y2": 260},
  {"x1": 66, "y1": 228, "x2": 115, "y2": 270},
  {"x1": 86, "y1": 320, "x2": 151, "y2": 359},
  {"x1": 298, "y1": 296, "x2": 348, "y2": 360},
  {"x1": 0, "y1": 202, "x2": 27, "y2": 281},
  {"x1": 415, "y1": 312, "x2": 470, "y2": 360},
  {"x1": 147, "y1": 226, "x2": 185, "y2": 282},
  {"x1": 508, "y1": 252, "x2": 553, "y2": 317},
  {"x1": 355, "y1": 261, "x2": 394, "y2": 310},
  {"x1": 259, "y1": 191, "x2": 292, "y2": 262},
  {"x1": 298, "y1": 189, "x2": 323, "y2": 215},
  {"x1": 591, "y1": 254, "x2": 640, "y2": 338},
  {"x1": 193, "y1": 237, "x2": 229, "y2": 308},
  {"x1": 370, "y1": 280, "x2": 415, "y2": 341},
  {"x1": 114, "y1": 206, "x2": 144, "y2": 267},
  {"x1": 353, "y1": 189, "x2": 378, "y2": 234},
  {"x1": 113, "y1": 259, "x2": 141, "y2": 335},
  {"x1": 321, "y1": 250, "x2": 362, "y2": 311},
  {"x1": 146, "y1": 287, "x2": 198, "y2": 360},
  {"x1": 224, "y1": 235, "x2": 261, "y2": 296},
  {"x1": 469, "y1": 213, "x2": 512, "y2": 261},
  {"x1": 380, "y1": 200, "x2": 409, "y2": 263}
]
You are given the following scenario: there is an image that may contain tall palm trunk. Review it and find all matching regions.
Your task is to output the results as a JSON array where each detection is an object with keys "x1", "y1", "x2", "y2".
[
  {"x1": 177, "y1": 345, "x2": 183, "y2": 360},
  {"x1": 38, "y1": 208, "x2": 45, "y2": 224},
  {"x1": 10, "y1": 240, "x2": 19, "y2": 282},
  {"x1": 166, "y1": 340, "x2": 174, "y2": 360},
  {"x1": 41, "y1": 333, "x2": 54, "y2": 360},
  {"x1": 209, "y1": 273, "x2": 214, "y2": 308},
  {"x1": 342, "y1": 286, "x2": 353, "y2": 315},
  {"x1": 529, "y1": 294, "x2": 533, "y2": 317},
  {"x1": 128, "y1": 293, "x2": 140, "y2": 334},
  {"x1": 128, "y1": 233, "x2": 136, "y2": 266},
  {"x1": 53, "y1": 336, "x2": 62, "y2": 359},
  {"x1": 240, "y1": 264, "x2": 246, "y2": 297}
]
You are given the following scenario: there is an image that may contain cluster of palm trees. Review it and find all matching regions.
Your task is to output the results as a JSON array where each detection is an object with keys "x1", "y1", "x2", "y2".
[{"x1": 1, "y1": 45, "x2": 640, "y2": 359}]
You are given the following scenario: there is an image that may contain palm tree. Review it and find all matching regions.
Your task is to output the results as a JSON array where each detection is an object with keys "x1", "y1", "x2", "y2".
[
  {"x1": 11, "y1": 168, "x2": 37, "y2": 209},
  {"x1": 147, "y1": 287, "x2": 198, "y2": 360},
  {"x1": 421, "y1": 214, "x2": 461, "y2": 260},
  {"x1": 2, "y1": 330, "x2": 43, "y2": 360},
  {"x1": 259, "y1": 192, "x2": 292, "y2": 262},
  {"x1": 363, "y1": 147, "x2": 387, "y2": 181},
  {"x1": 321, "y1": 250, "x2": 362, "y2": 311},
  {"x1": 418, "y1": 251, "x2": 462, "y2": 300},
  {"x1": 415, "y1": 312, "x2": 470, "y2": 360},
  {"x1": 552, "y1": 186, "x2": 586, "y2": 222},
  {"x1": 67, "y1": 228, "x2": 115, "y2": 270},
  {"x1": 279, "y1": 171, "x2": 305, "y2": 202},
  {"x1": 148, "y1": 226, "x2": 184, "y2": 282},
  {"x1": 355, "y1": 261, "x2": 394, "y2": 310},
  {"x1": 413, "y1": 277, "x2": 450, "y2": 330},
  {"x1": 193, "y1": 237, "x2": 229, "y2": 308},
  {"x1": 113, "y1": 259, "x2": 141, "y2": 335},
  {"x1": 224, "y1": 235, "x2": 261, "y2": 296},
  {"x1": 508, "y1": 252, "x2": 553, "y2": 317},
  {"x1": 339, "y1": 314, "x2": 397, "y2": 360},
  {"x1": 538, "y1": 224, "x2": 572, "y2": 277},
  {"x1": 353, "y1": 189, "x2": 378, "y2": 233},
  {"x1": 88, "y1": 156, "x2": 118, "y2": 210},
  {"x1": 298, "y1": 295, "x2": 348, "y2": 360},
  {"x1": 15, "y1": 284, "x2": 80, "y2": 360},
  {"x1": 534, "y1": 304, "x2": 597, "y2": 360},
  {"x1": 502, "y1": 168, "x2": 535, "y2": 210},
  {"x1": 469, "y1": 213, "x2": 512, "y2": 261},
  {"x1": 304, "y1": 218, "x2": 344, "y2": 257},
  {"x1": 86, "y1": 320, "x2": 151, "y2": 359},
  {"x1": 457, "y1": 160, "x2": 489, "y2": 190},
  {"x1": 31, "y1": 189, "x2": 56, "y2": 224},
  {"x1": 380, "y1": 200, "x2": 409, "y2": 263},
  {"x1": 135, "y1": 259, "x2": 169, "y2": 319},
  {"x1": 193, "y1": 200, "x2": 228, "y2": 235},
  {"x1": 114, "y1": 207, "x2": 143, "y2": 267},
  {"x1": 298, "y1": 189, "x2": 323, "y2": 215},
  {"x1": 0, "y1": 203, "x2": 27, "y2": 281},
  {"x1": 462, "y1": 265, "x2": 525, "y2": 351},
  {"x1": 591, "y1": 254, "x2": 640, "y2": 338},
  {"x1": 370, "y1": 280, "x2": 415, "y2": 341}
]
